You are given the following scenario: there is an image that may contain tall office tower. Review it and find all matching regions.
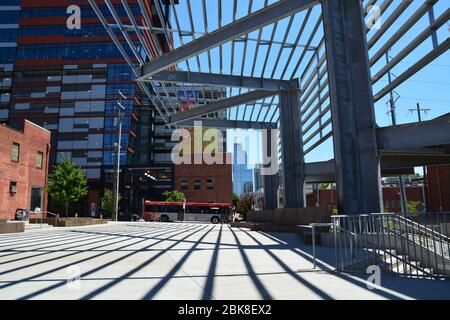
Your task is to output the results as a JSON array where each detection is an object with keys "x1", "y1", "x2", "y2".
[
  {"x1": 0, "y1": 1, "x2": 20, "y2": 123},
  {"x1": 232, "y1": 143, "x2": 254, "y2": 196},
  {"x1": 6, "y1": 1, "x2": 172, "y2": 216}
]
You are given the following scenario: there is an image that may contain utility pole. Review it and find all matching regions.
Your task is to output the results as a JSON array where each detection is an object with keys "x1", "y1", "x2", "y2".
[
  {"x1": 113, "y1": 91, "x2": 126, "y2": 221},
  {"x1": 385, "y1": 53, "x2": 398, "y2": 126},
  {"x1": 385, "y1": 52, "x2": 407, "y2": 213},
  {"x1": 409, "y1": 102, "x2": 431, "y2": 211}
]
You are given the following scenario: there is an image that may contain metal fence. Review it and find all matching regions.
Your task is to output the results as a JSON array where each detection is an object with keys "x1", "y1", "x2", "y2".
[{"x1": 332, "y1": 213, "x2": 450, "y2": 279}]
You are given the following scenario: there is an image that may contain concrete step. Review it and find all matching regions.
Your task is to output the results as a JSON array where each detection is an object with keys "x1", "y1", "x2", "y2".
[
  {"x1": 24, "y1": 222, "x2": 54, "y2": 231},
  {"x1": 381, "y1": 253, "x2": 434, "y2": 276}
]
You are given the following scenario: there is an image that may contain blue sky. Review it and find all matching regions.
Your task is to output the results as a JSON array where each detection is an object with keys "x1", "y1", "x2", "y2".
[{"x1": 169, "y1": 0, "x2": 450, "y2": 169}]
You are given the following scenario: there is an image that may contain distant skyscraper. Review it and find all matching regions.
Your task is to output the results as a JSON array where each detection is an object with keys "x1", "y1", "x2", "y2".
[
  {"x1": 253, "y1": 164, "x2": 264, "y2": 192},
  {"x1": 232, "y1": 143, "x2": 254, "y2": 196}
]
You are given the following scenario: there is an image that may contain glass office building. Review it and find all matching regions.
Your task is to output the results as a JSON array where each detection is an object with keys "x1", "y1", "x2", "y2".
[
  {"x1": 232, "y1": 143, "x2": 254, "y2": 196},
  {"x1": 0, "y1": 1, "x2": 20, "y2": 123},
  {"x1": 4, "y1": 1, "x2": 173, "y2": 216}
]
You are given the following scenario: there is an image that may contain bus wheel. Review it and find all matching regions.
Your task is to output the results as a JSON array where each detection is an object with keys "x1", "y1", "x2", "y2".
[
  {"x1": 211, "y1": 216, "x2": 220, "y2": 224},
  {"x1": 160, "y1": 215, "x2": 169, "y2": 222}
]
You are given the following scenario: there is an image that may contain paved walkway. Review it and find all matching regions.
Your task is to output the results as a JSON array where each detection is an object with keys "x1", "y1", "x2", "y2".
[{"x1": 0, "y1": 222, "x2": 449, "y2": 300}]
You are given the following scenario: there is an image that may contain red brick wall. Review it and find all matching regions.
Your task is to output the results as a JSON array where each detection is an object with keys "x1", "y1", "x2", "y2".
[
  {"x1": 427, "y1": 165, "x2": 450, "y2": 212},
  {"x1": 307, "y1": 186, "x2": 424, "y2": 213},
  {"x1": 174, "y1": 153, "x2": 233, "y2": 204},
  {"x1": 0, "y1": 121, "x2": 51, "y2": 220}
]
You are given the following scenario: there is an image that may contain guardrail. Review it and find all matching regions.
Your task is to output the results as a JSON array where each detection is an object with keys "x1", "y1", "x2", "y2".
[{"x1": 331, "y1": 213, "x2": 450, "y2": 279}]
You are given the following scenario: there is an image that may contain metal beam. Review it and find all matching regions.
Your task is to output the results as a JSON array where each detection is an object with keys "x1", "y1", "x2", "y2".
[
  {"x1": 322, "y1": 0, "x2": 382, "y2": 215},
  {"x1": 175, "y1": 118, "x2": 277, "y2": 130},
  {"x1": 304, "y1": 160, "x2": 335, "y2": 183},
  {"x1": 169, "y1": 90, "x2": 275, "y2": 124},
  {"x1": 374, "y1": 38, "x2": 450, "y2": 102},
  {"x1": 280, "y1": 84, "x2": 305, "y2": 208},
  {"x1": 303, "y1": 158, "x2": 431, "y2": 183},
  {"x1": 377, "y1": 114, "x2": 450, "y2": 150},
  {"x1": 381, "y1": 153, "x2": 450, "y2": 169},
  {"x1": 138, "y1": 0, "x2": 318, "y2": 78},
  {"x1": 145, "y1": 70, "x2": 291, "y2": 91}
]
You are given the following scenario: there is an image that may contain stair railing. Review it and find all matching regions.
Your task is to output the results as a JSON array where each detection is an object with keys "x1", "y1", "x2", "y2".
[{"x1": 332, "y1": 213, "x2": 449, "y2": 278}]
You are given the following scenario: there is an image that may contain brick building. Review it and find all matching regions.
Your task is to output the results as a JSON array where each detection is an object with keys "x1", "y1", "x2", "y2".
[
  {"x1": 427, "y1": 165, "x2": 450, "y2": 212},
  {"x1": 174, "y1": 153, "x2": 233, "y2": 204},
  {"x1": 0, "y1": 120, "x2": 51, "y2": 220}
]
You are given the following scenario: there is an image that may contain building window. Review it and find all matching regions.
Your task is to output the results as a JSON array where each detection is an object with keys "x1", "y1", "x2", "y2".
[
  {"x1": 9, "y1": 181, "x2": 17, "y2": 194},
  {"x1": 11, "y1": 142, "x2": 20, "y2": 162},
  {"x1": 193, "y1": 179, "x2": 201, "y2": 190},
  {"x1": 37, "y1": 151, "x2": 44, "y2": 169},
  {"x1": 180, "y1": 180, "x2": 188, "y2": 190},
  {"x1": 30, "y1": 188, "x2": 43, "y2": 212},
  {"x1": 207, "y1": 179, "x2": 215, "y2": 190}
]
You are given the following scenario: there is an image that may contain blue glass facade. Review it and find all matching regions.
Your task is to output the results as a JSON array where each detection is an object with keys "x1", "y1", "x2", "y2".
[
  {"x1": 1, "y1": 0, "x2": 175, "y2": 216},
  {"x1": 0, "y1": 2, "x2": 20, "y2": 122},
  {"x1": 232, "y1": 143, "x2": 254, "y2": 196},
  {"x1": 3, "y1": 1, "x2": 145, "y2": 215}
]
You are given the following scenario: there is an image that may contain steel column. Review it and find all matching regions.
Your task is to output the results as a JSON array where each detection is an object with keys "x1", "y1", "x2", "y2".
[
  {"x1": 279, "y1": 82, "x2": 305, "y2": 208},
  {"x1": 322, "y1": 0, "x2": 382, "y2": 215},
  {"x1": 263, "y1": 129, "x2": 278, "y2": 210}
]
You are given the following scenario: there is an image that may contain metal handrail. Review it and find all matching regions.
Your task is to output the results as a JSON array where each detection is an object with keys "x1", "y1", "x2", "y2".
[
  {"x1": 332, "y1": 213, "x2": 450, "y2": 278},
  {"x1": 394, "y1": 214, "x2": 450, "y2": 244},
  {"x1": 299, "y1": 223, "x2": 333, "y2": 269}
]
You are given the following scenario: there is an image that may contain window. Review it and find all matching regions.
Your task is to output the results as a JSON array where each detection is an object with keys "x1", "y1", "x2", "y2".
[
  {"x1": 207, "y1": 179, "x2": 215, "y2": 190},
  {"x1": 30, "y1": 188, "x2": 43, "y2": 212},
  {"x1": 9, "y1": 181, "x2": 17, "y2": 194},
  {"x1": 37, "y1": 151, "x2": 44, "y2": 169},
  {"x1": 180, "y1": 180, "x2": 188, "y2": 190},
  {"x1": 193, "y1": 179, "x2": 201, "y2": 190},
  {"x1": 11, "y1": 143, "x2": 20, "y2": 162}
]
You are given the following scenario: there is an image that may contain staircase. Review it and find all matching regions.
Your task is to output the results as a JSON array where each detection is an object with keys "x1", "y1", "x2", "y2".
[
  {"x1": 333, "y1": 213, "x2": 450, "y2": 279},
  {"x1": 379, "y1": 250, "x2": 434, "y2": 277}
]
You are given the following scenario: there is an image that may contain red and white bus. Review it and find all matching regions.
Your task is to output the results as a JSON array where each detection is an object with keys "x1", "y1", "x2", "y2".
[{"x1": 143, "y1": 201, "x2": 232, "y2": 224}]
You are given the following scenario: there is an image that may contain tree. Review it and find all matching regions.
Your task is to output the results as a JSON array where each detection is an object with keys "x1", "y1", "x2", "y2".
[
  {"x1": 407, "y1": 201, "x2": 423, "y2": 214},
  {"x1": 45, "y1": 158, "x2": 88, "y2": 217},
  {"x1": 163, "y1": 190, "x2": 186, "y2": 202},
  {"x1": 232, "y1": 193, "x2": 240, "y2": 207},
  {"x1": 101, "y1": 189, "x2": 121, "y2": 219},
  {"x1": 320, "y1": 183, "x2": 330, "y2": 189},
  {"x1": 236, "y1": 194, "x2": 254, "y2": 220}
]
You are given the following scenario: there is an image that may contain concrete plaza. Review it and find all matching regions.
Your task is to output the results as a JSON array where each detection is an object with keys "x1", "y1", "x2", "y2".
[{"x1": 0, "y1": 222, "x2": 449, "y2": 300}]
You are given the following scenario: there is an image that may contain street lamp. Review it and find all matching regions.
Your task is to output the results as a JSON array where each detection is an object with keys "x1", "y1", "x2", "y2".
[{"x1": 113, "y1": 91, "x2": 126, "y2": 222}]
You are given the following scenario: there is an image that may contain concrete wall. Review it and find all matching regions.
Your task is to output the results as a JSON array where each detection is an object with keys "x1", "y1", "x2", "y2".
[{"x1": 0, "y1": 222, "x2": 25, "y2": 233}]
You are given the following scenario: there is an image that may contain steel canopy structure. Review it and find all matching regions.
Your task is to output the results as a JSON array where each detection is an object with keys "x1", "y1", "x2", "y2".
[{"x1": 89, "y1": 0, "x2": 450, "y2": 215}]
